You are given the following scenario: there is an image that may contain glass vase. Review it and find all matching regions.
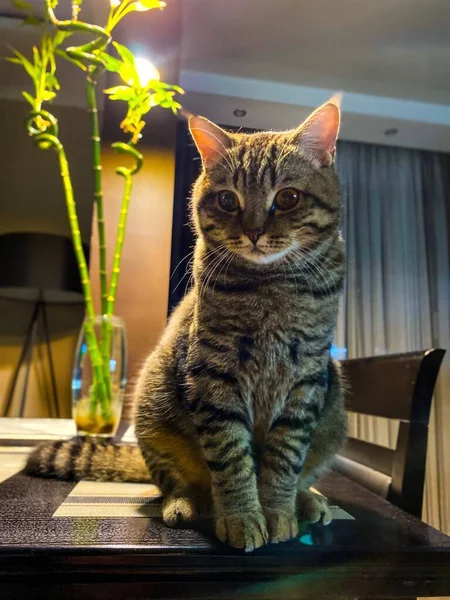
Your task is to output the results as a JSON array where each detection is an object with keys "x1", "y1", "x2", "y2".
[{"x1": 72, "y1": 315, "x2": 127, "y2": 438}]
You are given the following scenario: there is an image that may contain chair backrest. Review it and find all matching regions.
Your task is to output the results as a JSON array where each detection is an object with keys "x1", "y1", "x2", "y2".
[{"x1": 337, "y1": 349, "x2": 445, "y2": 519}]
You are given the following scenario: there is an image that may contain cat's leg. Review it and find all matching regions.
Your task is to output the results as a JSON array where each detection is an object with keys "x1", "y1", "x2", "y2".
[
  {"x1": 297, "y1": 361, "x2": 347, "y2": 526},
  {"x1": 137, "y1": 428, "x2": 211, "y2": 526},
  {"x1": 135, "y1": 356, "x2": 211, "y2": 527},
  {"x1": 187, "y1": 372, "x2": 268, "y2": 552},
  {"x1": 258, "y1": 378, "x2": 330, "y2": 544}
]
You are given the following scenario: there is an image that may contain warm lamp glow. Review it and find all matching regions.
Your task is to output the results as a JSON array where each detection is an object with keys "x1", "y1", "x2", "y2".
[
  {"x1": 135, "y1": 57, "x2": 160, "y2": 86},
  {"x1": 110, "y1": 0, "x2": 121, "y2": 7}
]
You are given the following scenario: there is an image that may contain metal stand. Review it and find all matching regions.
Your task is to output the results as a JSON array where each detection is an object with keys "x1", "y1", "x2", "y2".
[{"x1": 3, "y1": 297, "x2": 60, "y2": 418}]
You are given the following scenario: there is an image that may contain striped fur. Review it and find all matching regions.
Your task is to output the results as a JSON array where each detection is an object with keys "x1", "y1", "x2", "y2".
[
  {"x1": 26, "y1": 100, "x2": 347, "y2": 551},
  {"x1": 26, "y1": 439, "x2": 150, "y2": 482}
]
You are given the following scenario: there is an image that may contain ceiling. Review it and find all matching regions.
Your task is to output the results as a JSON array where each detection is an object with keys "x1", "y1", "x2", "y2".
[
  {"x1": 179, "y1": 0, "x2": 450, "y2": 152},
  {"x1": 180, "y1": 0, "x2": 450, "y2": 105}
]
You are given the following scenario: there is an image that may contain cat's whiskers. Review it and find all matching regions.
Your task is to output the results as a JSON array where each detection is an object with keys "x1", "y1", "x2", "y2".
[
  {"x1": 219, "y1": 251, "x2": 236, "y2": 292},
  {"x1": 286, "y1": 251, "x2": 313, "y2": 297},
  {"x1": 299, "y1": 244, "x2": 337, "y2": 282},
  {"x1": 170, "y1": 250, "x2": 194, "y2": 280},
  {"x1": 212, "y1": 249, "x2": 235, "y2": 295},
  {"x1": 292, "y1": 247, "x2": 335, "y2": 298},
  {"x1": 199, "y1": 248, "x2": 230, "y2": 302},
  {"x1": 225, "y1": 251, "x2": 236, "y2": 279},
  {"x1": 173, "y1": 245, "x2": 226, "y2": 296},
  {"x1": 172, "y1": 257, "x2": 195, "y2": 294},
  {"x1": 292, "y1": 248, "x2": 330, "y2": 293},
  {"x1": 283, "y1": 252, "x2": 296, "y2": 291},
  {"x1": 203, "y1": 244, "x2": 229, "y2": 260},
  {"x1": 202, "y1": 250, "x2": 229, "y2": 301}
]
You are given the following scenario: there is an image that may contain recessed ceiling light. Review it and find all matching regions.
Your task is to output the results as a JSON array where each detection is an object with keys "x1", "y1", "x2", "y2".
[
  {"x1": 384, "y1": 128, "x2": 398, "y2": 137},
  {"x1": 233, "y1": 109, "x2": 247, "y2": 118}
]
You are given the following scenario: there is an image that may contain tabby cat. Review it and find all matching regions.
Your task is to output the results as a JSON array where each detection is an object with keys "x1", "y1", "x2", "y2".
[{"x1": 26, "y1": 97, "x2": 347, "y2": 551}]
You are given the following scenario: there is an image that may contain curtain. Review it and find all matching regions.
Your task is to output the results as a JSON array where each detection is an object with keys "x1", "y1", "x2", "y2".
[
  {"x1": 171, "y1": 127, "x2": 450, "y2": 533},
  {"x1": 335, "y1": 141, "x2": 450, "y2": 533}
]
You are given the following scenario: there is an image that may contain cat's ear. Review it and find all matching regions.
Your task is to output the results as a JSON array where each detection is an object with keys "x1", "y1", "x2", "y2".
[
  {"x1": 188, "y1": 115, "x2": 233, "y2": 168},
  {"x1": 293, "y1": 95, "x2": 341, "y2": 167}
]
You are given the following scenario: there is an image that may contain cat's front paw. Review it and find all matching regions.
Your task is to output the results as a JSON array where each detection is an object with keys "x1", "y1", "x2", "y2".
[
  {"x1": 215, "y1": 510, "x2": 268, "y2": 552},
  {"x1": 297, "y1": 489, "x2": 333, "y2": 525},
  {"x1": 264, "y1": 507, "x2": 299, "y2": 544}
]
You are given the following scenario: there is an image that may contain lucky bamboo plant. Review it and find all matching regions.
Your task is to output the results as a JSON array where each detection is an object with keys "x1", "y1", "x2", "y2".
[{"x1": 8, "y1": 0, "x2": 183, "y2": 433}]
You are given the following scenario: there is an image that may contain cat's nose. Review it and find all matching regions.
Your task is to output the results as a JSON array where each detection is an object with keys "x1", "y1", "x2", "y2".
[{"x1": 245, "y1": 229, "x2": 264, "y2": 245}]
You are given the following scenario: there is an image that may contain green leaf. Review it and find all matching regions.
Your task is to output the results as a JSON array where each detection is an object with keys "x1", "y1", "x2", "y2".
[
  {"x1": 104, "y1": 85, "x2": 130, "y2": 95},
  {"x1": 151, "y1": 91, "x2": 166, "y2": 105},
  {"x1": 112, "y1": 41, "x2": 135, "y2": 66},
  {"x1": 119, "y1": 62, "x2": 139, "y2": 87},
  {"x1": 45, "y1": 72, "x2": 60, "y2": 90},
  {"x1": 53, "y1": 30, "x2": 72, "y2": 48},
  {"x1": 100, "y1": 52, "x2": 122, "y2": 73},
  {"x1": 8, "y1": 49, "x2": 36, "y2": 81},
  {"x1": 55, "y1": 48, "x2": 87, "y2": 71},
  {"x1": 140, "y1": 100, "x2": 152, "y2": 115},
  {"x1": 42, "y1": 90, "x2": 56, "y2": 102},
  {"x1": 32, "y1": 46, "x2": 42, "y2": 69},
  {"x1": 150, "y1": 82, "x2": 184, "y2": 95},
  {"x1": 104, "y1": 85, "x2": 135, "y2": 101},
  {"x1": 151, "y1": 81, "x2": 171, "y2": 90},
  {"x1": 22, "y1": 91, "x2": 35, "y2": 106}
]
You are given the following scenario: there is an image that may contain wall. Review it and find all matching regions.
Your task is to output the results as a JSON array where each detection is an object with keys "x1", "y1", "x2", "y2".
[
  {"x1": 89, "y1": 145, "x2": 176, "y2": 419},
  {"x1": 0, "y1": 101, "x2": 94, "y2": 244}
]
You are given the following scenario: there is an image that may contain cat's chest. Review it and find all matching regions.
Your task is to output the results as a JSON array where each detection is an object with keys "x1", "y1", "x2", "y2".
[
  {"x1": 239, "y1": 326, "x2": 307, "y2": 387},
  {"x1": 194, "y1": 287, "x2": 334, "y2": 390}
]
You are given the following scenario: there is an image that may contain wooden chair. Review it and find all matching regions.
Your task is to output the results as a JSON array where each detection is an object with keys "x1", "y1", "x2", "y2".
[{"x1": 335, "y1": 349, "x2": 445, "y2": 519}]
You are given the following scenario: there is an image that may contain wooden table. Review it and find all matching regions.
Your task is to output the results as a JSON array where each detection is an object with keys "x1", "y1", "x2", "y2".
[{"x1": 1, "y1": 466, "x2": 450, "y2": 600}]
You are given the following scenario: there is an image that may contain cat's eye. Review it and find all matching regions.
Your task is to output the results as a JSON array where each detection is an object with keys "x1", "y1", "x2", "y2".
[
  {"x1": 273, "y1": 188, "x2": 302, "y2": 212},
  {"x1": 217, "y1": 190, "x2": 239, "y2": 213}
]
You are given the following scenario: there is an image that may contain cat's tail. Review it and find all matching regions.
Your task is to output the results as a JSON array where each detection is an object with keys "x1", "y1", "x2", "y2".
[{"x1": 24, "y1": 438, "x2": 151, "y2": 483}]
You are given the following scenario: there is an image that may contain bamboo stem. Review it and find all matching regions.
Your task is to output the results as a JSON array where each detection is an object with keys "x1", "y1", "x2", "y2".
[
  {"x1": 106, "y1": 143, "x2": 143, "y2": 317},
  {"x1": 86, "y1": 72, "x2": 108, "y2": 317},
  {"x1": 86, "y1": 73, "x2": 112, "y2": 404},
  {"x1": 86, "y1": 70, "x2": 113, "y2": 409},
  {"x1": 106, "y1": 175, "x2": 132, "y2": 317},
  {"x1": 98, "y1": 143, "x2": 142, "y2": 370}
]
